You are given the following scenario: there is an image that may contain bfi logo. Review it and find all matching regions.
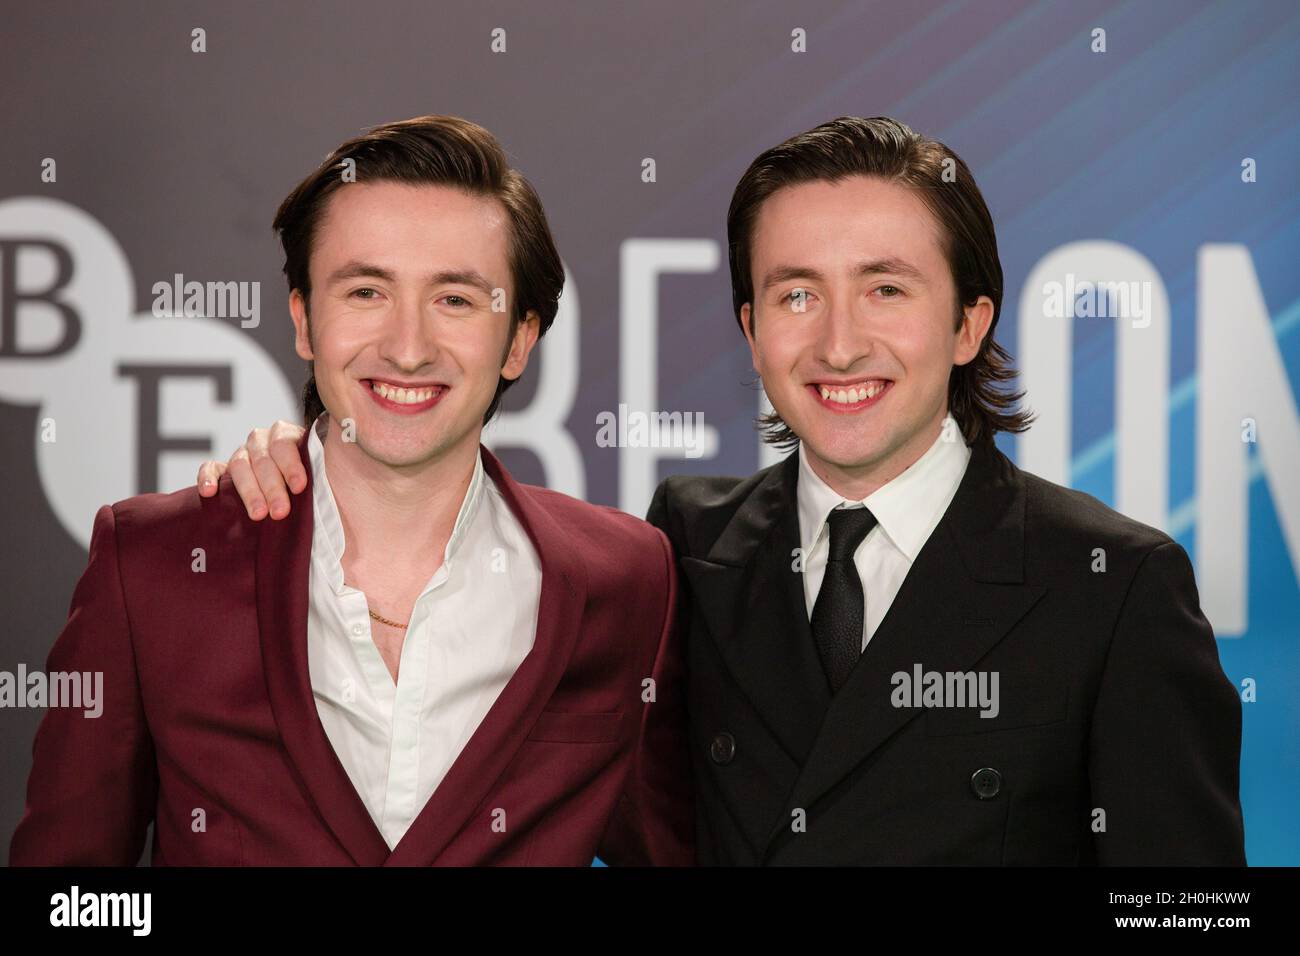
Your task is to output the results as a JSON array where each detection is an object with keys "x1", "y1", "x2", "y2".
[{"x1": 0, "y1": 197, "x2": 296, "y2": 548}]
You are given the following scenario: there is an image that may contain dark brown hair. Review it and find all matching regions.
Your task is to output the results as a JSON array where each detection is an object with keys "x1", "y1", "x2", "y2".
[
  {"x1": 272, "y1": 115, "x2": 564, "y2": 425},
  {"x1": 727, "y1": 116, "x2": 1032, "y2": 448}
]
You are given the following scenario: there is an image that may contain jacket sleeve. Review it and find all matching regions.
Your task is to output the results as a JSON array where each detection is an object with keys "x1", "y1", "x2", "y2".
[
  {"x1": 9, "y1": 504, "x2": 158, "y2": 866},
  {"x1": 596, "y1": 512, "x2": 695, "y2": 866},
  {"x1": 1087, "y1": 540, "x2": 1246, "y2": 865}
]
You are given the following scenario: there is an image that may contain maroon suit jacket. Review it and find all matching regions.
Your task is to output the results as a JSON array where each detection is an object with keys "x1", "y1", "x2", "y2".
[{"x1": 10, "y1": 434, "x2": 693, "y2": 866}]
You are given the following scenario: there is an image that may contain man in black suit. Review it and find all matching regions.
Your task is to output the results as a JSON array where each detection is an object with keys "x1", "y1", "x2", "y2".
[
  {"x1": 199, "y1": 116, "x2": 1245, "y2": 866},
  {"x1": 646, "y1": 116, "x2": 1245, "y2": 865}
]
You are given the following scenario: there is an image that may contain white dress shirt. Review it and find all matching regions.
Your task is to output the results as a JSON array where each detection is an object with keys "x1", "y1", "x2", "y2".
[
  {"x1": 797, "y1": 416, "x2": 971, "y2": 651},
  {"x1": 305, "y1": 417, "x2": 542, "y2": 850}
]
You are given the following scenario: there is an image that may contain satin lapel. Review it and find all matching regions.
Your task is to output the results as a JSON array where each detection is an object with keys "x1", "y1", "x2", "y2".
[
  {"x1": 764, "y1": 441, "x2": 1047, "y2": 857},
  {"x1": 681, "y1": 451, "x2": 832, "y2": 764},
  {"x1": 257, "y1": 428, "x2": 391, "y2": 866},
  {"x1": 385, "y1": 444, "x2": 588, "y2": 866}
]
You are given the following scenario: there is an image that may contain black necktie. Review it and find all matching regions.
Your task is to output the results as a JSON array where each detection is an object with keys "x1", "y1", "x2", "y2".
[{"x1": 811, "y1": 506, "x2": 878, "y2": 693}]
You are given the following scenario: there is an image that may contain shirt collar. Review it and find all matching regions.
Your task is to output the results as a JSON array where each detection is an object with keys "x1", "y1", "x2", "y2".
[
  {"x1": 307, "y1": 414, "x2": 488, "y2": 594},
  {"x1": 796, "y1": 415, "x2": 972, "y2": 562}
]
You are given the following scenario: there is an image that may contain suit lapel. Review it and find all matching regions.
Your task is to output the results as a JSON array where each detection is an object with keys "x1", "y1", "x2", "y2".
[
  {"x1": 763, "y1": 440, "x2": 1047, "y2": 857},
  {"x1": 257, "y1": 429, "x2": 391, "y2": 866},
  {"x1": 385, "y1": 444, "x2": 588, "y2": 866},
  {"x1": 681, "y1": 451, "x2": 832, "y2": 765}
]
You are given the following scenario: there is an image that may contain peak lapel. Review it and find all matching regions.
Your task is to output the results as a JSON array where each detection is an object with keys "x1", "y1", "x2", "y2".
[
  {"x1": 764, "y1": 441, "x2": 1047, "y2": 857},
  {"x1": 257, "y1": 428, "x2": 391, "y2": 866},
  {"x1": 385, "y1": 444, "x2": 588, "y2": 866},
  {"x1": 681, "y1": 451, "x2": 832, "y2": 764}
]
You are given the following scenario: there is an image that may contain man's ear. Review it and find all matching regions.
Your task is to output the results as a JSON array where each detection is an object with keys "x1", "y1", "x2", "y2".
[
  {"x1": 501, "y1": 309, "x2": 542, "y2": 381},
  {"x1": 740, "y1": 303, "x2": 760, "y2": 373},
  {"x1": 953, "y1": 295, "x2": 994, "y2": 366},
  {"x1": 290, "y1": 289, "x2": 313, "y2": 361}
]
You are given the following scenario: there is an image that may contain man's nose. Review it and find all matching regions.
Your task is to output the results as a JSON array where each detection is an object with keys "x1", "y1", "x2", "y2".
[
  {"x1": 379, "y1": 296, "x2": 438, "y2": 370},
  {"x1": 815, "y1": 296, "x2": 873, "y2": 370}
]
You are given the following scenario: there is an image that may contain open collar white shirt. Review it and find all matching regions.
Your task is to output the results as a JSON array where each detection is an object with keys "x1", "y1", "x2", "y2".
[{"x1": 305, "y1": 417, "x2": 541, "y2": 850}]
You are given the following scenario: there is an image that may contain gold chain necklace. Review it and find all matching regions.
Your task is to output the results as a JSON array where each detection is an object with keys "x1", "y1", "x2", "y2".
[{"x1": 368, "y1": 607, "x2": 408, "y2": 629}]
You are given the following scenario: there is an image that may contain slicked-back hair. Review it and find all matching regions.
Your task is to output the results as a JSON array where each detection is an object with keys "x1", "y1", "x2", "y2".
[
  {"x1": 727, "y1": 116, "x2": 1032, "y2": 449},
  {"x1": 272, "y1": 115, "x2": 564, "y2": 425}
]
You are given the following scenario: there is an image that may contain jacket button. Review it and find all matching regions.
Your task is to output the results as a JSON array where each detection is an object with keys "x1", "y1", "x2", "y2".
[
  {"x1": 710, "y1": 732, "x2": 736, "y2": 765},
  {"x1": 970, "y1": 767, "x2": 1002, "y2": 799}
]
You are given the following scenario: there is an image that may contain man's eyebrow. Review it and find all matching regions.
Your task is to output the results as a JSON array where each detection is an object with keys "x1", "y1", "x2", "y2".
[
  {"x1": 325, "y1": 262, "x2": 497, "y2": 295},
  {"x1": 760, "y1": 265, "x2": 826, "y2": 292},
  {"x1": 854, "y1": 257, "x2": 927, "y2": 283},
  {"x1": 759, "y1": 257, "x2": 927, "y2": 293},
  {"x1": 428, "y1": 269, "x2": 496, "y2": 295},
  {"x1": 327, "y1": 261, "x2": 397, "y2": 285}
]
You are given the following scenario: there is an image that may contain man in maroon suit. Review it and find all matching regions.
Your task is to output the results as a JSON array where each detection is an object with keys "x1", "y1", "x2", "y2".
[{"x1": 9, "y1": 115, "x2": 693, "y2": 866}]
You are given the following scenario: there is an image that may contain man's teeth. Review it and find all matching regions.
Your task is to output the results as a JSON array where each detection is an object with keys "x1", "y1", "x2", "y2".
[
  {"x1": 371, "y1": 382, "x2": 440, "y2": 404},
  {"x1": 817, "y1": 382, "x2": 887, "y2": 404}
]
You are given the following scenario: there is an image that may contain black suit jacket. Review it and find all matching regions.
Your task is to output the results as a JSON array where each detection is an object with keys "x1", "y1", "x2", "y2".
[{"x1": 647, "y1": 438, "x2": 1246, "y2": 865}]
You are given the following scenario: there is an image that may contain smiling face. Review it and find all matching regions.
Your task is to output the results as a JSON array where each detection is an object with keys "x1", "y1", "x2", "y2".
[
  {"x1": 741, "y1": 174, "x2": 992, "y2": 496},
  {"x1": 290, "y1": 180, "x2": 538, "y2": 470}
]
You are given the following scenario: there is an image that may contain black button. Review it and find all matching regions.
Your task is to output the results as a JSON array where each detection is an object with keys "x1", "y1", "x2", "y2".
[
  {"x1": 710, "y1": 732, "x2": 736, "y2": 765},
  {"x1": 970, "y1": 767, "x2": 1002, "y2": 800}
]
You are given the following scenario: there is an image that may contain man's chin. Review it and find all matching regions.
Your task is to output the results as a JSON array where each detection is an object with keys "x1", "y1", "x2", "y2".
[
  {"x1": 806, "y1": 443, "x2": 890, "y2": 474},
  {"x1": 797, "y1": 425, "x2": 897, "y2": 474},
  {"x1": 349, "y1": 433, "x2": 456, "y2": 470}
]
